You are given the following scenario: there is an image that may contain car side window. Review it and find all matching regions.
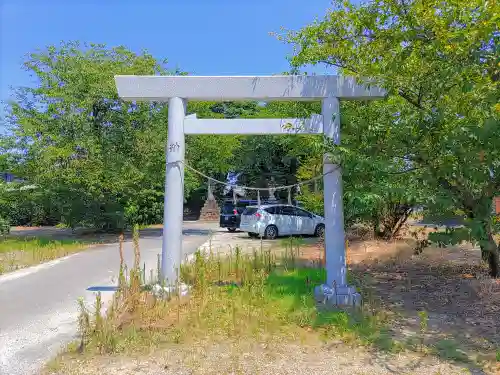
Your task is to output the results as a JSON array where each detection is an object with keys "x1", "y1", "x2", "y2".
[
  {"x1": 294, "y1": 208, "x2": 311, "y2": 217},
  {"x1": 280, "y1": 206, "x2": 296, "y2": 216},
  {"x1": 264, "y1": 206, "x2": 276, "y2": 214}
]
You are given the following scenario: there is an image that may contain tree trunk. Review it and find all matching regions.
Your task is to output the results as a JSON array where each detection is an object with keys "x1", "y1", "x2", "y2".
[
  {"x1": 482, "y1": 238, "x2": 500, "y2": 278},
  {"x1": 379, "y1": 204, "x2": 413, "y2": 240},
  {"x1": 484, "y1": 200, "x2": 500, "y2": 276},
  {"x1": 481, "y1": 246, "x2": 489, "y2": 262},
  {"x1": 488, "y1": 245, "x2": 499, "y2": 278},
  {"x1": 467, "y1": 198, "x2": 498, "y2": 277},
  {"x1": 480, "y1": 232, "x2": 500, "y2": 278},
  {"x1": 390, "y1": 207, "x2": 413, "y2": 239}
]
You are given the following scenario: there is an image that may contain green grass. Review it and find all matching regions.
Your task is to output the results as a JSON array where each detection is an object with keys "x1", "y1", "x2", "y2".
[
  {"x1": 0, "y1": 236, "x2": 88, "y2": 274},
  {"x1": 73, "y1": 243, "x2": 393, "y2": 357},
  {"x1": 433, "y1": 339, "x2": 470, "y2": 362},
  {"x1": 0, "y1": 237, "x2": 84, "y2": 253},
  {"x1": 264, "y1": 268, "x2": 386, "y2": 343}
]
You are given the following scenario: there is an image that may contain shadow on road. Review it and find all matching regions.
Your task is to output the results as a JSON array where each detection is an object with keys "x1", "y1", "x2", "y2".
[
  {"x1": 9, "y1": 222, "x2": 220, "y2": 244},
  {"x1": 410, "y1": 216, "x2": 464, "y2": 228},
  {"x1": 139, "y1": 227, "x2": 218, "y2": 239}
]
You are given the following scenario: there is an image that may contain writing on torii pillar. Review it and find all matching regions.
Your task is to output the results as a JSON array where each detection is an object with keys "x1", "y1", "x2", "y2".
[{"x1": 168, "y1": 142, "x2": 180, "y2": 153}]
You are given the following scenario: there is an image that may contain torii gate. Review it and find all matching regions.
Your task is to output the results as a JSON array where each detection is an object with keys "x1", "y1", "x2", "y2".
[{"x1": 114, "y1": 75, "x2": 385, "y2": 304}]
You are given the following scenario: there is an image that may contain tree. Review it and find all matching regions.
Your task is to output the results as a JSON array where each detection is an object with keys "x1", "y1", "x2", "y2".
[
  {"x1": 294, "y1": 100, "x2": 430, "y2": 237},
  {"x1": 5, "y1": 42, "x2": 174, "y2": 229},
  {"x1": 283, "y1": 0, "x2": 500, "y2": 275},
  {"x1": 232, "y1": 101, "x2": 322, "y2": 200},
  {"x1": 183, "y1": 101, "x2": 253, "y2": 208},
  {"x1": 184, "y1": 100, "x2": 319, "y2": 202}
]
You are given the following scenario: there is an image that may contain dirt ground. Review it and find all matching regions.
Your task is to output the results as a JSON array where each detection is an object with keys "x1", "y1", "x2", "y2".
[
  {"x1": 298, "y1": 234, "x2": 500, "y2": 372},
  {"x1": 50, "y1": 340, "x2": 485, "y2": 375}
]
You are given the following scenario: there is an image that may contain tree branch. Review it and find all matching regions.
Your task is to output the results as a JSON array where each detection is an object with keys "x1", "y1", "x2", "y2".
[
  {"x1": 398, "y1": 89, "x2": 424, "y2": 110},
  {"x1": 437, "y1": 177, "x2": 477, "y2": 213},
  {"x1": 318, "y1": 60, "x2": 359, "y2": 74},
  {"x1": 417, "y1": 84, "x2": 424, "y2": 107},
  {"x1": 388, "y1": 166, "x2": 423, "y2": 175}
]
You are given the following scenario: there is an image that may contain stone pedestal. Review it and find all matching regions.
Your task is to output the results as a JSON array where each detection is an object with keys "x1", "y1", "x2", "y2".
[
  {"x1": 314, "y1": 284, "x2": 362, "y2": 307},
  {"x1": 199, "y1": 198, "x2": 220, "y2": 221}
]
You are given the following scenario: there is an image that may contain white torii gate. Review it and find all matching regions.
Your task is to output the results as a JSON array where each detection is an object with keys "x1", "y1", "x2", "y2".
[{"x1": 114, "y1": 75, "x2": 385, "y2": 304}]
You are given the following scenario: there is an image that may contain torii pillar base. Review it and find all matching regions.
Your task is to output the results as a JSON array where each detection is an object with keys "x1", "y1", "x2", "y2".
[{"x1": 314, "y1": 285, "x2": 362, "y2": 307}]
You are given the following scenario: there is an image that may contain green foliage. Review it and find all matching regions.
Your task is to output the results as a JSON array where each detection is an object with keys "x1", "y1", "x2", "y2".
[
  {"x1": 123, "y1": 185, "x2": 164, "y2": 226},
  {"x1": 297, "y1": 190, "x2": 324, "y2": 216},
  {"x1": 0, "y1": 184, "x2": 58, "y2": 226},
  {"x1": 186, "y1": 101, "x2": 243, "y2": 190},
  {"x1": 428, "y1": 227, "x2": 472, "y2": 247},
  {"x1": 233, "y1": 101, "x2": 322, "y2": 198},
  {"x1": 209, "y1": 101, "x2": 259, "y2": 119},
  {"x1": 0, "y1": 215, "x2": 9, "y2": 237},
  {"x1": 294, "y1": 102, "x2": 428, "y2": 235},
  {"x1": 284, "y1": 0, "x2": 500, "y2": 274},
  {"x1": 4, "y1": 42, "x2": 186, "y2": 229},
  {"x1": 433, "y1": 339, "x2": 470, "y2": 362}
]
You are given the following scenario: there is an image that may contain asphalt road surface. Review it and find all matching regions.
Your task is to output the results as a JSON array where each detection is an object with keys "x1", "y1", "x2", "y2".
[{"x1": 0, "y1": 222, "x2": 218, "y2": 375}]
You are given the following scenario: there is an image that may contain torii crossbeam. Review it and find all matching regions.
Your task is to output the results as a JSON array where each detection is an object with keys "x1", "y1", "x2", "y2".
[{"x1": 115, "y1": 75, "x2": 385, "y2": 305}]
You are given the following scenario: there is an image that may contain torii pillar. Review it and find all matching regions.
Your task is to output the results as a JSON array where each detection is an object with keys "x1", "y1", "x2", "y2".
[{"x1": 115, "y1": 75, "x2": 385, "y2": 304}]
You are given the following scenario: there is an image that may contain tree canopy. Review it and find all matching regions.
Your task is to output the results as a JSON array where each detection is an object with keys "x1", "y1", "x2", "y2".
[{"x1": 283, "y1": 0, "x2": 500, "y2": 275}]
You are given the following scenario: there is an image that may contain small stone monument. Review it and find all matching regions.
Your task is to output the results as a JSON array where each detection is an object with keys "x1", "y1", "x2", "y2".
[{"x1": 199, "y1": 181, "x2": 220, "y2": 221}]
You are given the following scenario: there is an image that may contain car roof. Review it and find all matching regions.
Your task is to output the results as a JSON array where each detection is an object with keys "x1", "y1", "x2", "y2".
[
  {"x1": 223, "y1": 200, "x2": 257, "y2": 204},
  {"x1": 245, "y1": 204, "x2": 300, "y2": 209},
  {"x1": 223, "y1": 199, "x2": 277, "y2": 205}
]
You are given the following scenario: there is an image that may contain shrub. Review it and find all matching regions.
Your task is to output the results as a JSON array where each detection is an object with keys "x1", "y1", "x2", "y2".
[{"x1": 0, "y1": 215, "x2": 10, "y2": 237}]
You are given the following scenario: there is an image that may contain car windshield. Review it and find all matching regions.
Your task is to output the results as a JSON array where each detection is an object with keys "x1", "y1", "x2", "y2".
[
  {"x1": 221, "y1": 204, "x2": 235, "y2": 214},
  {"x1": 221, "y1": 202, "x2": 248, "y2": 214}
]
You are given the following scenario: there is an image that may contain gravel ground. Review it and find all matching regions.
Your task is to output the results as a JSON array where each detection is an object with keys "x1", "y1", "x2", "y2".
[{"x1": 47, "y1": 340, "x2": 486, "y2": 375}]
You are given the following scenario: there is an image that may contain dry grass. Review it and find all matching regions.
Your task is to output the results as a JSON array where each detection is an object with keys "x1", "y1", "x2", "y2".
[
  {"x1": 47, "y1": 341, "x2": 480, "y2": 375},
  {"x1": 43, "y1": 228, "x2": 500, "y2": 375},
  {"x1": 0, "y1": 236, "x2": 92, "y2": 274}
]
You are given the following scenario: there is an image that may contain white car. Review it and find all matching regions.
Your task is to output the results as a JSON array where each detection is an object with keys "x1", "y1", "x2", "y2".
[{"x1": 239, "y1": 204, "x2": 325, "y2": 239}]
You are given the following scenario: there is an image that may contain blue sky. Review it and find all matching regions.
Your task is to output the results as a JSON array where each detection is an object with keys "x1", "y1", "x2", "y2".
[{"x1": 0, "y1": 0, "x2": 333, "y2": 109}]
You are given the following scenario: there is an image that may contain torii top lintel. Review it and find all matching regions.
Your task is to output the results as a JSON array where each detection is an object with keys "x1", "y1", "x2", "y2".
[{"x1": 114, "y1": 75, "x2": 386, "y2": 102}]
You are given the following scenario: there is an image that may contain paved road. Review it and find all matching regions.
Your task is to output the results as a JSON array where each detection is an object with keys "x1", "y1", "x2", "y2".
[{"x1": 0, "y1": 222, "x2": 218, "y2": 375}]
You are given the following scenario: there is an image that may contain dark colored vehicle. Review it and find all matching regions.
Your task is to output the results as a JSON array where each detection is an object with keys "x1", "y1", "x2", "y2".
[
  {"x1": 219, "y1": 199, "x2": 303, "y2": 232},
  {"x1": 219, "y1": 200, "x2": 257, "y2": 232}
]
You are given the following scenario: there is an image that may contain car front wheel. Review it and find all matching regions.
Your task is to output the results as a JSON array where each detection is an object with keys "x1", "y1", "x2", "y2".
[{"x1": 227, "y1": 228, "x2": 237, "y2": 232}]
